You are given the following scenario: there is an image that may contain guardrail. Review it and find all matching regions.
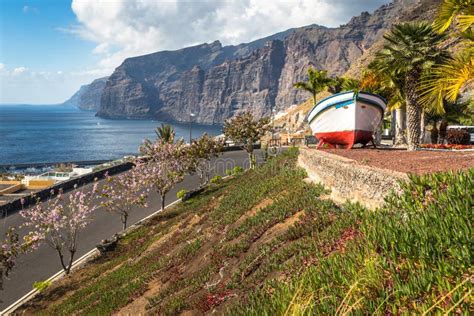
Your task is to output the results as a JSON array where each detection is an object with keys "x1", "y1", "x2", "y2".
[{"x1": 0, "y1": 161, "x2": 134, "y2": 217}]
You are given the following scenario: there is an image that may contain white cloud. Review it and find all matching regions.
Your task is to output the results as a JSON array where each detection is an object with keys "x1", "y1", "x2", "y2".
[
  {"x1": 12, "y1": 67, "x2": 28, "y2": 75},
  {"x1": 23, "y1": 5, "x2": 39, "y2": 14},
  {"x1": 0, "y1": 64, "x2": 102, "y2": 104},
  {"x1": 71, "y1": 0, "x2": 388, "y2": 71}
]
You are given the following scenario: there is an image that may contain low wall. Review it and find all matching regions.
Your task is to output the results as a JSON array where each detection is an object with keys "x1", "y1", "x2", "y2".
[
  {"x1": 298, "y1": 148, "x2": 409, "y2": 209},
  {"x1": 0, "y1": 162, "x2": 135, "y2": 217}
]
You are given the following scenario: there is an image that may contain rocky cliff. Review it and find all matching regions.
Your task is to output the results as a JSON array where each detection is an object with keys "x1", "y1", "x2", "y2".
[
  {"x1": 62, "y1": 77, "x2": 108, "y2": 111},
  {"x1": 95, "y1": 0, "x2": 440, "y2": 123}
]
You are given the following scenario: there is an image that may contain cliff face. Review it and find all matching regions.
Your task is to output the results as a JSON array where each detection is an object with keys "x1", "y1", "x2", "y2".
[
  {"x1": 96, "y1": 0, "x2": 440, "y2": 123},
  {"x1": 62, "y1": 77, "x2": 108, "y2": 111}
]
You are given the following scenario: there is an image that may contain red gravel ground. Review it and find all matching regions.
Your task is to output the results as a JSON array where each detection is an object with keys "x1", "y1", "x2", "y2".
[{"x1": 321, "y1": 148, "x2": 474, "y2": 175}]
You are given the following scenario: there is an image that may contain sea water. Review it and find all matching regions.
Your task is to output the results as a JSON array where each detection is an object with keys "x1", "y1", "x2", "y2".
[{"x1": 0, "y1": 105, "x2": 222, "y2": 165}]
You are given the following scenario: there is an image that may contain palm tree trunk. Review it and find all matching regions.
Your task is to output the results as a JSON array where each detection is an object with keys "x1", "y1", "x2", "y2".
[
  {"x1": 390, "y1": 110, "x2": 396, "y2": 140},
  {"x1": 394, "y1": 107, "x2": 406, "y2": 146},
  {"x1": 439, "y1": 118, "x2": 448, "y2": 144},
  {"x1": 419, "y1": 110, "x2": 426, "y2": 144},
  {"x1": 405, "y1": 70, "x2": 422, "y2": 151},
  {"x1": 430, "y1": 120, "x2": 439, "y2": 144}
]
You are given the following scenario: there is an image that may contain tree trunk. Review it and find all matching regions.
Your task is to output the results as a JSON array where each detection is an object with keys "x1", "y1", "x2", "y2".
[
  {"x1": 419, "y1": 110, "x2": 426, "y2": 144},
  {"x1": 439, "y1": 118, "x2": 448, "y2": 144},
  {"x1": 248, "y1": 152, "x2": 256, "y2": 169},
  {"x1": 247, "y1": 142, "x2": 255, "y2": 169},
  {"x1": 394, "y1": 107, "x2": 406, "y2": 146},
  {"x1": 374, "y1": 122, "x2": 382, "y2": 146},
  {"x1": 57, "y1": 248, "x2": 75, "y2": 275},
  {"x1": 66, "y1": 250, "x2": 76, "y2": 275},
  {"x1": 121, "y1": 213, "x2": 128, "y2": 230},
  {"x1": 405, "y1": 70, "x2": 422, "y2": 151},
  {"x1": 160, "y1": 193, "x2": 166, "y2": 211},
  {"x1": 57, "y1": 248, "x2": 68, "y2": 273},
  {"x1": 430, "y1": 120, "x2": 439, "y2": 144},
  {"x1": 390, "y1": 110, "x2": 396, "y2": 142}
]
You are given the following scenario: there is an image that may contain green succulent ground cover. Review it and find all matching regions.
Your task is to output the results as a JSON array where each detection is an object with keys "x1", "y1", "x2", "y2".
[{"x1": 20, "y1": 148, "x2": 473, "y2": 315}]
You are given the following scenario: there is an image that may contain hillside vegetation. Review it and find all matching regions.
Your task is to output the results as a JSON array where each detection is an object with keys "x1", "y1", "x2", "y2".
[{"x1": 20, "y1": 149, "x2": 473, "y2": 314}]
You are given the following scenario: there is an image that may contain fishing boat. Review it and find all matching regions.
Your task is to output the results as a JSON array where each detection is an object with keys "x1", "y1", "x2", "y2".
[{"x1": 306, "y1": 91, "x2": 387, "y2": 149}]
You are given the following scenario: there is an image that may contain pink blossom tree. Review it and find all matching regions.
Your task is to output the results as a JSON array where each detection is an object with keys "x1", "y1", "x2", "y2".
[
  {"x1": 187, "y1": 133, "x2": 224, "y2": 186},
  {"x1": 223, "y1": 112, "x2": 270, "y2": 169},
  {"x1": 138, "y1": 139, "x2": 191, "y2": 211},
  {"x1": 20, "y1": 184, "x2": 99, "y2": 274},
  {"x1": 0, "y1": 227, "x2": 21, "y2": 291},
  {"x1": 100, "y1": 170, "x2": 147, "y2": 230}
]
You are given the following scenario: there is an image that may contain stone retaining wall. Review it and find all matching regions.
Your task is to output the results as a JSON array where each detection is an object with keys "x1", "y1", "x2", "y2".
[{"x1": 298, "y1": 148, "x2": 409, "y2": 209}]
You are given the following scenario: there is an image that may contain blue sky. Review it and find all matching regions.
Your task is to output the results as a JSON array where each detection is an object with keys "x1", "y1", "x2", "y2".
[
  {"x1": 1, "y1": 0, "x2": 96, "y2": 72},
  {"x1": 0, "y1": 0, "x2": 388, "y2": 104}
]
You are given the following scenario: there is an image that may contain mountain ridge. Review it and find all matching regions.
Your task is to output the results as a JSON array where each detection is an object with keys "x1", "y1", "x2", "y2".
[
  {"x1": 67, "y1": 0, "x2": 441, "y2": 123},
  {"x1": 62, "y1": 77, "x2": 108, "y2": 111}
]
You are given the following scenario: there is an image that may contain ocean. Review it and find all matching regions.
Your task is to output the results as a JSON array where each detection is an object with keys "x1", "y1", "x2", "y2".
[{"x1": 0, "y1": 105, "x2": 222, "y2": 165}]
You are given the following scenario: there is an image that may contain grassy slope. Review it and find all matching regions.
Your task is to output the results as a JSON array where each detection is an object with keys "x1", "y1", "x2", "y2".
[{"x1": 20, "y1": 149, "x2": 472, "y2": 315}]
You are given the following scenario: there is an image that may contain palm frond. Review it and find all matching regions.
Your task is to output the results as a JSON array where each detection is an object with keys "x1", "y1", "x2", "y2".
[
  {"x1": 433, "y1": 0, "x2": 474, "y2": 33},
  {"x1": 457, "y1": 14, "x2": 474, "y2": 32},
  {"x1": 419, "y1": 50, "x2": 473, "y2": 114},
  {"x1": 433, "y1": 0, "x2": 462, "y2": 32}
]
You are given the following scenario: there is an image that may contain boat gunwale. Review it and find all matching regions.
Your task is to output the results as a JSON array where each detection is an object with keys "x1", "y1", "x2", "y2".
[{"x1": 306, "y1": 91, "x2": 386, "y2": 124}]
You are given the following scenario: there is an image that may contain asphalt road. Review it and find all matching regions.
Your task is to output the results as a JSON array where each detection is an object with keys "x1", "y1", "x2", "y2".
[{"x1": 0, "y1": 149, "x2": 278, "y2": 309}]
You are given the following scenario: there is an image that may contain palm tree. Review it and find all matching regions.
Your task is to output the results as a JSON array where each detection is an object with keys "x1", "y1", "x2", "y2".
[
  {"x1": 328, "y1": 76, "x2": 361, "y2": 94},
  {"x1": 293, "y1": 68, "x2": 333, "y2": 105},
  {"x1": 418, "y1": 0, "x2": 473, "y2": 115},
  {"x1": 155, "y1": 124, "x2": 175, "y2": 144},
  {"x1": 362, "y1": 69, "x2": 408, "y2": 145},
  {"x1": 432, "y1": 0, "x2": 474, "y2": 33},
  {"x1": 371, "y1": 22, "x2": 447, "y2": 150}
]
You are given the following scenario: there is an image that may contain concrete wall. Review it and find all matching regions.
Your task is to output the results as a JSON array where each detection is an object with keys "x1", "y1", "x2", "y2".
[
  {"x1": 298, "y1": 148, "x2": 409, "y2": 209},
  {"x1": 26, "y1": 179, "x2": 56, "y2": 190},
  {"x1": 0, "y1": 162, "x2": 135, "y2": 217}
]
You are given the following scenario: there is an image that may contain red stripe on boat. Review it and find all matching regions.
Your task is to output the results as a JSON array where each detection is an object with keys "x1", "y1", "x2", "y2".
[{"x1": 316, "y1": 130, "x2": 373, "y2": 149}]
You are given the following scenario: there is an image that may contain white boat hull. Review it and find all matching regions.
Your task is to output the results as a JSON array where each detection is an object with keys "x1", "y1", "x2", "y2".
[{"x1": 306, "y1": 91, "x2": 386, "y2": 148}]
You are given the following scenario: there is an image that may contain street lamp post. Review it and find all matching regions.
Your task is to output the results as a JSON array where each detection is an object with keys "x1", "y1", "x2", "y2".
[{"x1": 189, "y1": 112, "x2": 196, "y2": 143}]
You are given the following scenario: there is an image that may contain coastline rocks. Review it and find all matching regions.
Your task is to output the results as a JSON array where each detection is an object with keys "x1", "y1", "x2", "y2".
[{"x1": 62, "y1": 77, "x2": 108, "y2": 111}]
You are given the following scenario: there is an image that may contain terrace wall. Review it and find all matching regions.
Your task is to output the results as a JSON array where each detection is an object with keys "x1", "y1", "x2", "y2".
[{"x1": 298, "y1": 148, "x2": 409, "y2": 209}]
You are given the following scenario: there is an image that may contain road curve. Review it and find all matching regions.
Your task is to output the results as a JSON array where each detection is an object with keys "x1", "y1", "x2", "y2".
[{"x1": 0, "y1": 149, "x2": 278, "y2": 309}]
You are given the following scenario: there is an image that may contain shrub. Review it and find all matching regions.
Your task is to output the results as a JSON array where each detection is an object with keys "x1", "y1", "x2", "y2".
[
  {"x1": 33, "y1": 280, "x2": 51, "y2": 292},
  {"x1": 225, "y1": 166, "x2": 244, "y2": 176},
  {"x1": 446, "y1": 128, "x2": 470, "y2": 144},
  {"x1": 176, "y1": 190, "x2": 187, "y2": 200},
  {"x1": 210, "y1": 175, "x2": 222, "y2": 184},
  {"x1": 232, "y1": 166, "x2": 244, "y2": 175}
]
